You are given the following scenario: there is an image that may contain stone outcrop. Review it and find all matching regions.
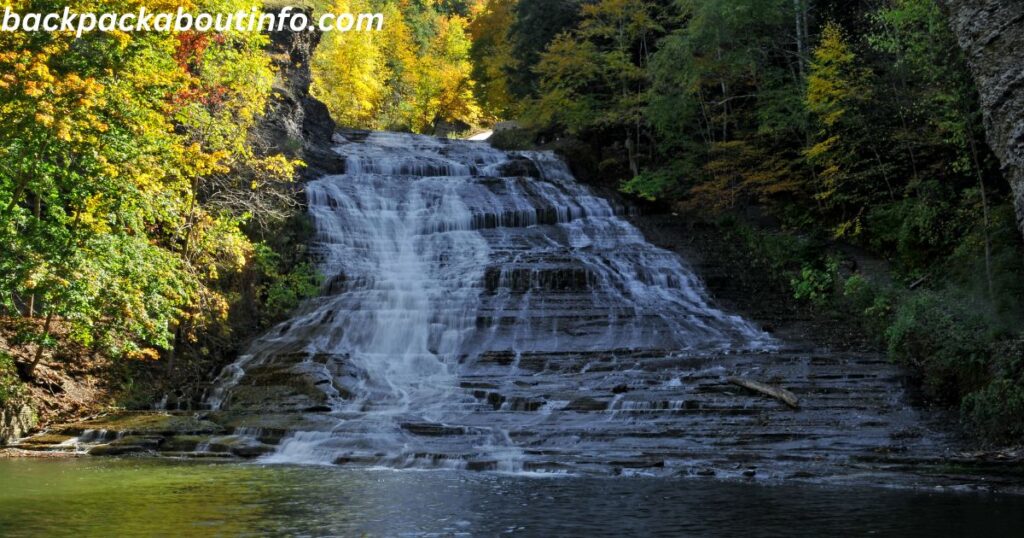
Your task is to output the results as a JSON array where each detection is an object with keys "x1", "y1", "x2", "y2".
[
  {"x1": 0, "y1": 403, "x2": 36, "y2": 446},
  {"x1": 250, "y1": 8, "x2": 340, "y2": 178},
  {"x1": 939, "y1": 0, "x2": 1024, "y2": 238}
]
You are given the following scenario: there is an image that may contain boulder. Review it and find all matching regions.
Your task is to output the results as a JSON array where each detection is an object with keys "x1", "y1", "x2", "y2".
[{"x1": 0, "y1": 403, "x2": 37, "y2": 446}]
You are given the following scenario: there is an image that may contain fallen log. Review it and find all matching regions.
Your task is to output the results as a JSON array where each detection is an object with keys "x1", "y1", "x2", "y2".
[{"x1": 727, "y1": 377, "x2": 800, "y2": 409}]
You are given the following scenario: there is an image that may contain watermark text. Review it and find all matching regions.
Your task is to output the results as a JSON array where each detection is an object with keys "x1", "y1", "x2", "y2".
[{"x1": 1, "y1": 7, "x2": 384, "y2": 38}]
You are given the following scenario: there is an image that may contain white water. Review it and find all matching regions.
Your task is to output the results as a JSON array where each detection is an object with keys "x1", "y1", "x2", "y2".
[{"x1": 208, "y1": 131, "x2": 773, "y2": 469}]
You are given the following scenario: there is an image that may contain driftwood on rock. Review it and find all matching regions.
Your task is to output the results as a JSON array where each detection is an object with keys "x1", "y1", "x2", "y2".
[{"x1": 727, "y1": 377, "x2": 800, "y2": 409}]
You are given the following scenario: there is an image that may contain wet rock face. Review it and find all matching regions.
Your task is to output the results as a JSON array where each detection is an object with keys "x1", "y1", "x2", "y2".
[
  {"x1": 56, "y1": 412, "x2": 225, "y2": 438},
  {"x1": 939, "y1": 0, "x2": 1024, "y2": 237}
]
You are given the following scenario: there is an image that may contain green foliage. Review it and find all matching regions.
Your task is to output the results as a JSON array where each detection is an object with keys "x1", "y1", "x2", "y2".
[
  {"x1": 962, "y1": 339, "x2": 1024, "y2": 442},
  {"x1": 507, "y1": 0, "x2": 581, "y2": 98},
  {"x1": 0, "y1": 1, "x2": 300, "y2": 371},
  {"x1": 842, "y1": 274, "x2": 897, "y2": 336},
  {"x1": 804, "y1": 23, "x2": 883, "y2": 238},
  {"x1": 525, "y1": 0, "x2": 668, "y2": 147},
  {"x1": 791, "y1": 257, "x2": 839, "y2": 306},
  {"x1": 0, "y1": 351, "x2": 25, "y2": 406},
  {"x1": 884, "y1": 292, "x2": 1024, "y2": 441},
  {"x1": 640, "y1": 0, "x2": 803, "y2": 203},
  {"x1": 621, "y1": 168, "x2": 683, "y2": 202},
  {"x1": 507, "y1": 0, "x2": 1000, "y2": 260},
  {"x1": 265, "y1": 264, "x2": 321, "y2": 320},
  {"x1": 948, "y1": 203, "x2": 1024, "y2": 319},
  {"x1": 728, "y1": 218, "x2": 1024, "y2": 442},
  {"x1": 885, "y1": 291, "x2": 993, "y2": 404},
  {"x1": 729, "y1": 222, "x2": 814, "y2": 285},
  {"x1": 865, "y1": 192, "x2": 957, "y2": 275},
  {"x1": 251, "y1": 244, "x2": 322, "y2": 324}
]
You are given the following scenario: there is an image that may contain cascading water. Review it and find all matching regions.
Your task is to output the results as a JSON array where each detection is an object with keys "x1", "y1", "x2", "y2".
[{"x1": 205, "y1": 131, "x2": 790, "y2": 472}]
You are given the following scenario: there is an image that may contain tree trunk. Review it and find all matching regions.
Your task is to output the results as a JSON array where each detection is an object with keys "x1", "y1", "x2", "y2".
[
  {"x1": 969, "y1": 134, "x2": 996, "y2": 302},
  {"x1": 625, "y1": 132, "x2": 639, "y2": 178},
  {"x1": 25, "y1": 311, "x2": 55, "y2": 379},
  {"x1": 165, "y1": 323, "x2": 183, "y2": 377},
  {"x1": 793, "y1": 0, "x2": 806, "y2": 78},
  {"x1": 28, "y1": 194, "x2": 42, "y2": 318},
  {"x1": 728, "y1": 377, "x2": 800, "y2": 409}
]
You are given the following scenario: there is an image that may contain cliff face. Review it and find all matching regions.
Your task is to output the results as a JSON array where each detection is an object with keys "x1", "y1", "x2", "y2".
[
  {"x1": 939, "y1": 0, "x2": 1024, "y2": 238},
  {"x1": 251, "y1": 11, "x2": 341, "y2": 178}
]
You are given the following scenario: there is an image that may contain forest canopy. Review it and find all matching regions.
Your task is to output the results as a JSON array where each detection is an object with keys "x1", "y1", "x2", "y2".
[{"x1": 311, "y1": 0, "x2": 484, "y2": 133}]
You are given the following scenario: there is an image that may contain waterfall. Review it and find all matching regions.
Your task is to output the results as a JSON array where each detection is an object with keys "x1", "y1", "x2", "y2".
[{"x1": 207, "y1": 131, "x2": 774, "y2": 471}]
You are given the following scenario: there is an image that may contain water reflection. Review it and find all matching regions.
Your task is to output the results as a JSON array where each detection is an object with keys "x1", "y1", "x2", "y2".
[{"x1": 0, "y1": 460, "x2": 1021, "y2": 536}]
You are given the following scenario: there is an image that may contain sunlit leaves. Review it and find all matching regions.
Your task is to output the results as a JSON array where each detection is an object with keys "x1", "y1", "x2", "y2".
[
  {"x1": 313, "y1": 0, "x2": 481, "y2": 133},
  {"x1": 0, "y1": 0, "x2": 296, "y2": 360},
  {"x1": 527, "y1": 0, "x2": 665, "y2": 138},
  {"x1": 467, "y1": 0, "x2": 517, "y2": 120}
]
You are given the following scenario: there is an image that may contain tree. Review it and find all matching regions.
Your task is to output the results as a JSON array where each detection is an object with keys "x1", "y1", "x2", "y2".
[
  {"x1": 313, "y1": 0, "x2": 391, "y2": 127},
  {"x1": 312, "y1": 0, "x2": 481, "y2": 132},
  {"x1": 0, "y1": 0, "x2": 297, "y2": 376},
  {"x1": 468, "y1": 0, "x2": 518, "y2": 120},
  {"x1": 805, "y1": 22, "x2": 875, "y2": 237},
  {"x1": 628, "y1": 0, "x2": 804, "y2": 205},
  {"x1": 870, "y1": 0, "x2": 998, "y2": 292},
  {"x1": 527, "y1": 0, "x2": 670, "y2": 180},
  {"x1": 508, "y1": 0, "x2": 581, "y2": 98}
]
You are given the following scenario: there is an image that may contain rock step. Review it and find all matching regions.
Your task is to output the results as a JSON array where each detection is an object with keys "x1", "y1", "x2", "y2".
[{"x1": 26, "y1": 350, "x2": 952, "y2": 481}]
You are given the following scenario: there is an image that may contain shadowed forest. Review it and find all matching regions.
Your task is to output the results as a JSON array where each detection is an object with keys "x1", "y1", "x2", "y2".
[{"x1": 2, "y1": 0, "x2": 1022, "y2": 451}]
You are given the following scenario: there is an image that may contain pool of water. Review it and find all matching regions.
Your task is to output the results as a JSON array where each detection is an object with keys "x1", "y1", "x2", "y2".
[{"x1": 1, "y1": 459, "x2": 1022, "y2": 536}]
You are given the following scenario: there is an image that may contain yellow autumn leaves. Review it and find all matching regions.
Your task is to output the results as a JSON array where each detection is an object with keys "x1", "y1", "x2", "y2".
[
  {"x1": 312, "y1": 0, "x2": 482, "y2": 133},
  {"x1": 0, "y1": 0, "x2": 299, "y2": 358}
]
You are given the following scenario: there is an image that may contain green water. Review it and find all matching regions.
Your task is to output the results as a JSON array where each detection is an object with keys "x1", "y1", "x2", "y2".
[{"x1": 1, "y1": 459, "x2": 1023, "y2": 536}]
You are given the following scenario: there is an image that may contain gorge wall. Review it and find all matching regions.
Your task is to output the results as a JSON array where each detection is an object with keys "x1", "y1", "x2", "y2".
[
  {"x1": 939, "y1": 0, "x2": 1024, "y2": 238},
  {"x1": 250, "y1": 8, "x2": 338, "y2": 178}
]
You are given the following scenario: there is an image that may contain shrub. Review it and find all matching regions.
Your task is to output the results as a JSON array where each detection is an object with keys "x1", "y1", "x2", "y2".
[
  {"x1": 963, "y1": 380, "x2": 1024, "y2": 443},
  {"x1": 251, "y1": 244, "x2": 322, "y2": 326},
  {"x1": 488, "y1": 128, "x2": 535, "y2": 151},
  {"x1": 792, "y1": 256, "x2": 840, "y2": 306},
  {"x1": 843, "y1": 274, "x2": 898, "y2": 336},
  {"x1": 885, "y1": 291, "x2": 991, "y2": 404},
  {"x1": 264, "y1": 263, "x2": 322, "y2": 322},
  {"x1": 961, "y1": 339, "x2": 1024, "y2": 442},
  {"x1": 729, "y1": 222, "x2": 813, "y2": 284},
  {"x1": 866, "y1": 188, "x2": 958, "y2": 274}
]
